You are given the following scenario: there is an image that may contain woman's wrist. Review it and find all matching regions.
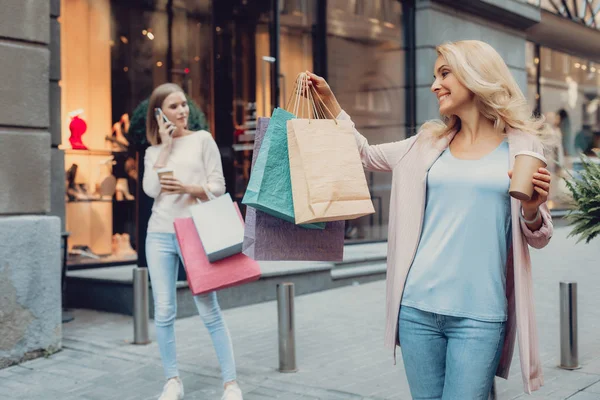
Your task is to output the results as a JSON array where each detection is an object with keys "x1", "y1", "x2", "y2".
[
  {"x1": 521, "y1": 206, "x2": 540, "y2": 224},
  {"x1": 324, "y1": 97, "x2": 342, "y2": 118}
]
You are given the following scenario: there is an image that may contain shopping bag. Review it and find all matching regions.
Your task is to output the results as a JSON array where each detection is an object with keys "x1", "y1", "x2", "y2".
[
  {"x1": 189, "y1": 192, "x2": 244, "y2": 262},
  {"x1": 243, "y1": 117, "x2": 345, "y2": 261},
  {"x1": 174, "y1": 203, "x2": 261, "y2": 295},
  {"x1": 287, "y1": 79, "x2": 375, "y2": 224},
  {"x1": 241, "y1": 103, "x2": 324, "y2": 230}
]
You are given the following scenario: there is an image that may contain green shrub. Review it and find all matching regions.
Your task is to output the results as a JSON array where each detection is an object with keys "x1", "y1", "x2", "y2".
[{"x1": 564, "y1": 151, "x2": 600, "y2": 244}]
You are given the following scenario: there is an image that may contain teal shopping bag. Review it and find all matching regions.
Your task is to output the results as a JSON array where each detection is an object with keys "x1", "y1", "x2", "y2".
[{"x1": 242, "y1": 108, "x2": 325, "y2": 230}]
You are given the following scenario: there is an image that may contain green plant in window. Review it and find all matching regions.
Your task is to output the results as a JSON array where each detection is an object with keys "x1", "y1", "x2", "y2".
[
  {"x1": 564, "y1": 151, "x2": 600, "y2": 244},
  {"x1": 128, "y1": 96, "x2": 208, "y2": 148}
]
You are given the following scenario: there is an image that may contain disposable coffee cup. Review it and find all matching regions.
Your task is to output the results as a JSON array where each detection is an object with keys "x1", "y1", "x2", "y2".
[
  {"x1": 156, "y1": 167, "x2": 173, "y2": 179},
  {"x1": 509, "y1": 151, "x2": 547, "y2": 201}
]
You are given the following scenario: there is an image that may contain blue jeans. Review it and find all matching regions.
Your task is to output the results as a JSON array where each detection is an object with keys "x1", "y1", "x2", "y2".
[
  {"x1": 146, "y1": 232, "x2": 237, "y2": 383},
  {"x1": 398, "y1": 306, "x2": 505, "y2": 400}
]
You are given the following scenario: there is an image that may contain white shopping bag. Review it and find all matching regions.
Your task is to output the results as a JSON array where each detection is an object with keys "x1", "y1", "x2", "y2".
[{"x1": 189, "y1": 191, "x2": 244, "y2": 263}]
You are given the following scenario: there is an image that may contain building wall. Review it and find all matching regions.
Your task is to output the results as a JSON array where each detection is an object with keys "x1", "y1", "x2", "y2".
[
  {"x1": 414, "y1": 0, "x2": 536, "y2": 127},
  {"x1": 0, "y1": 0, "x2": 62, "y2": 368}
]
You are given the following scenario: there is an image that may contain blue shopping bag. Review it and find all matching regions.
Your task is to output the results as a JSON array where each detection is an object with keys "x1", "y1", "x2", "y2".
[{"x1": 242, "y1": 108, "x2": 325, "y2": 230}]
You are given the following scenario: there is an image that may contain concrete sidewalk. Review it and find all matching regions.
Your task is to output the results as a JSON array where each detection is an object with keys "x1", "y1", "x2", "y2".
[{"x1": 2, "y1": 223, "x2": 600, "y2": 399}]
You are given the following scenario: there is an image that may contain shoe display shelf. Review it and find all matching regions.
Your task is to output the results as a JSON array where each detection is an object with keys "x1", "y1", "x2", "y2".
[{"x1": 64, "y1": 147, "x2": 137, "y2": 269}]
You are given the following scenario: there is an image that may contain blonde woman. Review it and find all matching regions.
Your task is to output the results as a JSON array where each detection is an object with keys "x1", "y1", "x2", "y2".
[
  {"x1": 142, "y1": 83, "x2": 243, "y2": 400},
  {"x1": 307, "y1": 40, "x2": 553, "y2": 398}
]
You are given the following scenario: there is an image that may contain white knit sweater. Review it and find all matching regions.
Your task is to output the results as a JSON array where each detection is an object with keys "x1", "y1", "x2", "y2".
[{"x1": 142, "y1": 130, "x2": 226, "y2": 233}]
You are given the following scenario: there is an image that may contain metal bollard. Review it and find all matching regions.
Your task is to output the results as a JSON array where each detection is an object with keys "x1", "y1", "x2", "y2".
[
  {"x1": 133, "y1": 267, "x2": 151, "y2": 345},
  {"x1": 559, "y1": 281, "x2": 579, "y2": 369},
  {"x1": 277, "y1": 282, "x2": 297, "y2": 372}
]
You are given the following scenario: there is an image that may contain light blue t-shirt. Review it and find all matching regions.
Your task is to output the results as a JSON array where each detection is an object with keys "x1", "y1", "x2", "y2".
[{"x1": 401, "y1": 140, "x2": 512, "y2": 322}]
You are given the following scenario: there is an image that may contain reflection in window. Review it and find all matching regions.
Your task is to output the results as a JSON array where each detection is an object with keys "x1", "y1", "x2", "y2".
[
  {"x1": 327, "y1": 0, "x2": 403, "y2": 241},
  {"x1": 531, "y1": 44, "x2": 600, "y2": 210}
]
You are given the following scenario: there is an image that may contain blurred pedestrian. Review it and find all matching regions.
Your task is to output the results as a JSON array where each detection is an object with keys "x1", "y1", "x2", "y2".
[
  {"x1": 142, "y1": 83, "x2": 243, "y2": 400},
  {"x1": 307, "y1": 39, "x2": 553, "y2": 398}
]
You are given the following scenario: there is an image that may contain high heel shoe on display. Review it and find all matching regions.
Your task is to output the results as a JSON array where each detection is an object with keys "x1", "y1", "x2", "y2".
[
  {"x1": 115, "y1": 178, "x2": 134, "y2": 201},
  {"x1": 112, "y1": 233, "x2": 121, "y2": 255},
  {"x1": 105, "y1": 134, "x2": 128, "y2": 152},
  {"x1": 113, "y1": 121, "x2": 129, "y2": 148},
  {"x1": 66, "y1": 164, "x2": 79, "y2": 201},
  {"x1": 120, "y1": 113, "x2": 130, "y2": 134},
  {"x1": 112, "y1": 233, "x2": 136, "y2": 258}
]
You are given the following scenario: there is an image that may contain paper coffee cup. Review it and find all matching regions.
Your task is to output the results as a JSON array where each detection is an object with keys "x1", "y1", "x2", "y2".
[
  {"x1": 509, "y1": 151, "x2": 547, "y2": 201},
  {"x1": 156, "y1": 167, "x2": 173, "y2": 179}
]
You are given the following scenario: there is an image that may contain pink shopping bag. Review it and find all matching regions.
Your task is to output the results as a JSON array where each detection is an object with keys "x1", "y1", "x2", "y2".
[{"x1": 174, "y1": 203, "x2": 261, "y2": 295}]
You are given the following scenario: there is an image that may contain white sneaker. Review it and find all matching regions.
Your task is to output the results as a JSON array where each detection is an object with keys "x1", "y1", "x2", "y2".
[
  {"x1": 158, "y1": 377, "x2": 184, "y2": 400},
  {"x1": 221, "y1": 382, "x2": 243, "y2": 400}
]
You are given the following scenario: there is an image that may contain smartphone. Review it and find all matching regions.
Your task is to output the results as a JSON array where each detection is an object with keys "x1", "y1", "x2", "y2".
[{"x1": 154, "y1": 107, "x2": 170, "y2": 124}]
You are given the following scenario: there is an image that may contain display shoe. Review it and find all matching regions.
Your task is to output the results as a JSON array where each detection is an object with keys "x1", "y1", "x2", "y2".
[
  {"x1": 116, "y1": 233, "x2": 137, "y2": 258},
  {"x1": 98, "y1": 176, "x2": 117, "y2": 200},
  {"x1": 70, "y1": 245, "x2": 101, "y2": 260},
  {"x1": 120, "y1": 113, "x2": 130, "y2": 133},
  {"x1": 105, "y1": 134, "x2": 128, "y2": 151},
  {"x1": 66, "y1": 164, "x2": 80, "y2": 201},
  {"x1": 116, "y1": 178, "x2": 134, "y2": 200},
  {"x1": 73, "y1": 183, "x2": 91, "y2": 200},
  {"x1": 112, "y1": 234, "x2": 121, "y2": 255},
  {"x1": 113, "y1": 122, "x2": 129, "y2": 147}
]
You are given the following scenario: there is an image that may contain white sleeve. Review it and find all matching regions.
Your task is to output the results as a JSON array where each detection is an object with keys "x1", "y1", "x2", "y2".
[
  {"x1": 202, "y1": 134, "x2": 226, "y2": 197},
  {"x1": 142, "y1": 148, "x2": 161, "y2": 198},
  {"x1": 338, "y1": 110, "x2": 418, "y2": 172}
]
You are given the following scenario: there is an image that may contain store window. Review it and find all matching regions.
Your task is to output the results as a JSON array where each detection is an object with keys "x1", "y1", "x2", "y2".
[
  {"x1": 528, "y1": 43, "x2": 600, "y2": 210},
  {"x1": 229, "y1": 1, "x2": 317, "y2": 202},
  {"x1": 327, "y1": 0, "x2": 404, "y2": 241},
  {"x1": 60, "y1": 0, "x2": 212, "y2": 267}
]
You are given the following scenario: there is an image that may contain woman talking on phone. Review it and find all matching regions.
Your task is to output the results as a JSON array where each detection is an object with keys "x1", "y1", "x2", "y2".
[
  {"x1": 142, "y1": 83, "x2": 243, "y2": 400},
  {"x1": 306, "y1": 40, "x2": 553, "y2": 398}
]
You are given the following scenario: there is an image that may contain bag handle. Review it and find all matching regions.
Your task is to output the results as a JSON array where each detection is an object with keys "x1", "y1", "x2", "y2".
[
  {"x1": 309, "y1": 85, "x2": 338, "y2": 120},
  {"x1": 196, "y1": 184, "x2": 217, "y2": 204},
  {"x1": 285, "y1": 72, "x2": 338, "y2": 124},
  {"x1": 285, "y1": 73, "x2": 321, "y2": 120}
]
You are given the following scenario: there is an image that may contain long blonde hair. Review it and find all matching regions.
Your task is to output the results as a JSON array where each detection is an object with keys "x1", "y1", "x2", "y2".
[
  {"x1": 146, "y1": 83, "x2": 185, "y2": 146},
  {"x1": 421, "y1": 40, "x2": 554, "y2": 145}
]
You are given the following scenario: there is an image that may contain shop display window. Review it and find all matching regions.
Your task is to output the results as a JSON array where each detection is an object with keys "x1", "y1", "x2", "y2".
[
  {"x1": 527, "y1": 42, "x2": 600, "y2": 211},
  {"x1": 60, "y1": 0, "x2": 212, "y2": 267},
  {"x1": 327, "y1": 0, "x2": 404, "y2": 241}
]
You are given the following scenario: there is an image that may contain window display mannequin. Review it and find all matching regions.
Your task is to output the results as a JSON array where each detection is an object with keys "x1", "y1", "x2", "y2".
[{"x1": 68, "y1": 109, "x2": 89, "y2": 150}]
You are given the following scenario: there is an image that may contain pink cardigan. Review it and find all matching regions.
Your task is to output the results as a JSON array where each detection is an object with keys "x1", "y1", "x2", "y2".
[{"x1": 341, "y1": 111, "x2": 553, "y2": 394}]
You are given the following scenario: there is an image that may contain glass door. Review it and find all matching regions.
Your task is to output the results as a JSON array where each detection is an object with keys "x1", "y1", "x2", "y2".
[{"x1": 213, "y1": 0, "x2": 317, "y2": 203}]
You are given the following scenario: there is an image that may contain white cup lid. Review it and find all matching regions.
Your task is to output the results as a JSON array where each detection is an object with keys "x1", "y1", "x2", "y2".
[{"x1": 515, "y1": 150, "x2": 547, "y2": 165}]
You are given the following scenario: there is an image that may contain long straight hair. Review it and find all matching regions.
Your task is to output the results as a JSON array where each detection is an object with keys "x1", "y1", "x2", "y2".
[{"x1": 146, "y1": 83, "x2": 185, "y2": 146}]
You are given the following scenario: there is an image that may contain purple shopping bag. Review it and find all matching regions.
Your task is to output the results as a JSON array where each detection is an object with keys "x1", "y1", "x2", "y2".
[{"x1": 243, "y1": 117, "x2": 344, "y2": 261}]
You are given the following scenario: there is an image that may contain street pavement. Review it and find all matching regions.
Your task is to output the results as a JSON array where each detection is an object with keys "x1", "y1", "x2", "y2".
[{"x1": 1, "y1": 222, "x2": 599, "y2": 400}]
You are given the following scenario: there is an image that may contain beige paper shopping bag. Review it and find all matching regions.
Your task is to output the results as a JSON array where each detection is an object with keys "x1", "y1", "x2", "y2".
[{"x1": 287, "y1": 117, "x2": 375, "y2": 224}]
